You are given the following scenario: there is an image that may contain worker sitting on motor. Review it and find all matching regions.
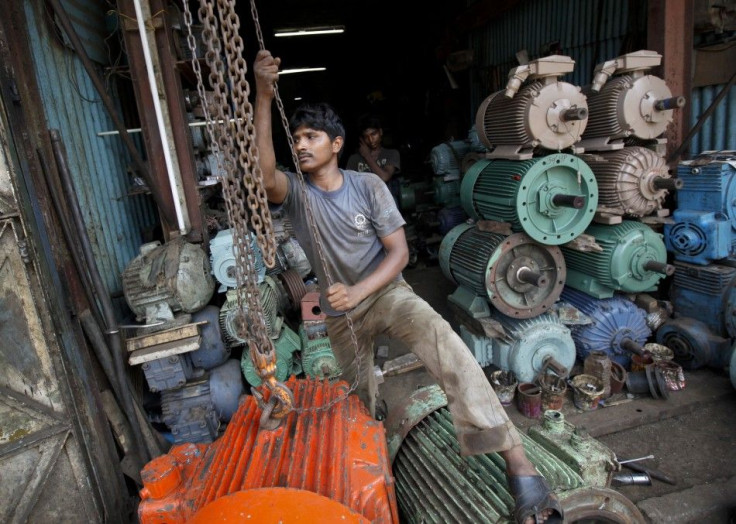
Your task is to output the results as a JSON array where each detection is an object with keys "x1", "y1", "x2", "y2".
[{"x1": 253, "y1": 49, "x2": 563, "y2": 524}]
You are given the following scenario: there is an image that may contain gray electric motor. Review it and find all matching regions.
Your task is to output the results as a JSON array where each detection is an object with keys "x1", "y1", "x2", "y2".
[
  {"x1": 475, "y1": 55, "x2": 588, "y2": 159},
  {"x1": 122, "y1": 238, "x2": 215, "y2": 322}
]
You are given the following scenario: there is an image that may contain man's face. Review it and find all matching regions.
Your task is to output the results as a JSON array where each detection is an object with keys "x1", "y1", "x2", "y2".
[
  {"x1": 292, "y1": 126, "x2": 342, "y2": 172},
  {"x1": 361, "y1": 128, "x2": 382, "y2": 151}
]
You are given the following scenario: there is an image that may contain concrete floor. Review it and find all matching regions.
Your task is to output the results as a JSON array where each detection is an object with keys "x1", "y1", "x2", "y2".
[{"x1": 377, "y1": 261, "x2": 736, "y2": 523}]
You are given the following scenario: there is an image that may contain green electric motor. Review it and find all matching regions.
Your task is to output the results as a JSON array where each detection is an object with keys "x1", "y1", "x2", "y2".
[
  {"x1": 439, "y1": 222, "x2": 566, "y2": 318},
  {"x1": 241, "y1": 323, "x2": 301, "y2": 387},
  {"x1": 561, "y1": 220, "x2": 675, "y2": 298},
  {"x1": 460, "y1": 154, "x2": 598, "y2": 245}
]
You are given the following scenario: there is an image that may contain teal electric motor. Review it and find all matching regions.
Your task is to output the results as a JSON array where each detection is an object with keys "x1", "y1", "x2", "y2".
[
  {"x1": 460, "y1": 154, "x2": 598, "y2": 245},
  {"x1": 561, "y1": 220, "x2": 675, "y2": 298},
  {"x1": 385, "y1": 386, "x2": 645, "y2": 523},
  {"x1": 439, "y1": 223, "x2": 566, "y2": 318}
]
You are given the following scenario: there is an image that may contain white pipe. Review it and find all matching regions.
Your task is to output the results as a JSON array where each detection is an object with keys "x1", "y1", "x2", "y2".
[
  {"x1": 97, "y1": 118, "x2": 240, "y2": 137},
  {"x1": 132, "y1": 0, "x2": 188, "y2": 235}
]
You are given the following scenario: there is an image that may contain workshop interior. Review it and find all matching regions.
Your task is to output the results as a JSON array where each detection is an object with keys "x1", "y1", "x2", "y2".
[{"x1": 0, "y1": 0, "x2": 735, "y2": 522}]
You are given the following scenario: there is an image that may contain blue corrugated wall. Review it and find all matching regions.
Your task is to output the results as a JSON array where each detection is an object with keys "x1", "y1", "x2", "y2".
[
  {"x1": 469, "y1": 0, "x2": 632, "y2": 114},
  {"x1": 24, "y1": 1, "x2": 157, "y2": 312},
  {"x1": 690, "y1": 84, "x2": 736, "y2": 155}
]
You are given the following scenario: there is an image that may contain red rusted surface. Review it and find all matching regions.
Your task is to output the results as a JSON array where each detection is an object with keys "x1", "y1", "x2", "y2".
[
  {"x1": 188, "y1": 487, "x2": 370, "y2": 523},
  {"x1": 138, "y1": 377, "x2": 398, "y2": 523},
  {"x1": 301, "y1": 292, "x2": 326, "y2": 321}
]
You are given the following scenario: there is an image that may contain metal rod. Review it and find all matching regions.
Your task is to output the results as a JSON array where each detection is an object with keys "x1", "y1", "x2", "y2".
[
  {"x1": 97, "y1": 118, "x2": 242, "y2": 136},
  {"x1": 131, "y1": 0, "x2": 188, "y2": 235},
  {"x1": 655, "y1": 96, "x2": 686, "y2": 111},
  {"x1": 49, "y1": 129, "x2": 158, "y2": 461},
  {"x1": 652, "y1": 177, "x2": 684, "y2": 190},
  {"x1": 622, "y1": 460, "x2": 678, "y2": 485},
  {"x1": 644, "y1": 260, "x2": 676, "y2": 275},
  {"x1": 668, "y1": 69, "x2": 736, "y2": 163},
  {"x1": 516, "y1": 267, "x2": 548, "y2": 287},
  {"x1": 619, "y1": 454, "x2": 655, "y2": 464},
  {"x1": 36, "y1": 148, "x2": 102, "y2": 326},
  {"x1": 612, "y1": 472, "x2": 652, "y2": 486},
  {"x1": 621, "y1": 338, "x2": 646, "y2": 356},
  {"x1": 45, "y1": 0, "x2": 177, "y2": 229},
  {"x1": 552, "y1": 194, "x2": 585, "y2": 209},
  {"x1": 561, "y1": 107, "x2": 588, "y2": 121}
]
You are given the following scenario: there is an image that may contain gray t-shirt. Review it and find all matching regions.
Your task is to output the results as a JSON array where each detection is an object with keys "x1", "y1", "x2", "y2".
[
  {"x1": 346, "y1": 147, "x2": 401, "y2": 174},
  {"x1": 281, "y1": 169, "x2": 406, "y2": 316}
]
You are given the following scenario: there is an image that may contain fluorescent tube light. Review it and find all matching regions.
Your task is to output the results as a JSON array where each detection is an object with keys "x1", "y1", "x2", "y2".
[
  {"x1": 274, "y1": 26, "x2": 344, "y2": 37},
  {"x1": 279, "y1": 67, "x2": 326, "y2": 75}
]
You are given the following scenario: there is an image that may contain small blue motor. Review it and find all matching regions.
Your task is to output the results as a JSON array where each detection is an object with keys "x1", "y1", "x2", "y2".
[
  {"x1": 560, "y1": 287, "x2": 650, "y2": 367},
  {"x1": 665, "y1": 152, "x2": 736, "y2": 265}
]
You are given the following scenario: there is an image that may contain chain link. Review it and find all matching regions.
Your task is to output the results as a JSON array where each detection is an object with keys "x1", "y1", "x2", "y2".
[
  {"x1": 248, "y1": 0, "x2": 362, "y2": 415},
  {"x1": 184, "y1": 0, "x2": 292, "y2": 419},
  {"x1": 184, "y1": 0, "x2": 363, "y2": 417}
]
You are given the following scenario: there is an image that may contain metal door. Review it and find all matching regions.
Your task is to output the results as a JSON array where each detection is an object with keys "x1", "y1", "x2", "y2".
[{"x1": 0, "y1": 93, "x2": 124, "y2": 522}]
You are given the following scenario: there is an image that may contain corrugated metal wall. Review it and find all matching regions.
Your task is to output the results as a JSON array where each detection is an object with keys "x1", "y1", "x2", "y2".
[
  {"x1": 689, "y1": 84, "x2": 736, "y2": 155},
  {"x1": 23, "y1": 0, "x2": 157, "y2": 308},
  {"x1": 469, "y1": 0, "x2": 634, "y2": 116}
]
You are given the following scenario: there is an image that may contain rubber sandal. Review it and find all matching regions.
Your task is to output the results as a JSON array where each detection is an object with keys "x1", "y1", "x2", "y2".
[{"x1": 507, "y1": 475, "x2": 564, "y2": 523}]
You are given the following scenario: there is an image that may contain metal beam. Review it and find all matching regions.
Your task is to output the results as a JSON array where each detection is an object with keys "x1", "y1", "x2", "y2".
[{"x1": 648, "y1": 0, "x2": 694, "y2": 162}]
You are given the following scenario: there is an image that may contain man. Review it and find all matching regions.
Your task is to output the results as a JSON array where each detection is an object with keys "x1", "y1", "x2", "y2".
[
  {"x1": 346, "y1": 114, "x2": 401, "y2": 207},
  {"x1": 253, "y1": 49, "x2": 562, "y2": 524},
  {"x1": 346, "y1": 115, "x2": 400, "y2": 182}
]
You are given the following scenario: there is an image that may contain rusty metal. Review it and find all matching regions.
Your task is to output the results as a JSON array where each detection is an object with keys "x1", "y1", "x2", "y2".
[
  {"x1": 558, "y1": 487, "x2": 646, "y2": 522},
  {"x1": 137, "y1": 377, "x2": 399, "y2": 523},
  {"x1": 185, "y1": 0, "x2": 290, "y2": 423}
]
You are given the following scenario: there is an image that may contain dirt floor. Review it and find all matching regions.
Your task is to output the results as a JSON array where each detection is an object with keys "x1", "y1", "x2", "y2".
[{"x1": 377, "y1": 261, "x2": 736, "y2": 523}]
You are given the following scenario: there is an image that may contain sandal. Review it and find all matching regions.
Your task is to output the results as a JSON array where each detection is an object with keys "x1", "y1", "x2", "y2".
[{"x1": 507, "y1": 475, "x2": 564, "y2": 523}]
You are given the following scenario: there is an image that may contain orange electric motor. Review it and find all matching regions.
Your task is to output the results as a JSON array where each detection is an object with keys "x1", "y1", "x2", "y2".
[{"x1": 138, "y1": 377, "x2": 399, "y2": 523}]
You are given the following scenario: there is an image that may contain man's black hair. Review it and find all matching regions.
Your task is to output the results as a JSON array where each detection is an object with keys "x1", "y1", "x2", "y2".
[
  {"x1": 289, "y1": 103, "x2": 346, "y2": 144},
  {"x1": 357, "y1": 114, "x2": 383, "y2": 134}
]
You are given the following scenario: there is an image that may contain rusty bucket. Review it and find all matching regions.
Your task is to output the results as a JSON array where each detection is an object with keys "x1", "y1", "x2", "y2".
[{"x1": 570, "y1": 374, "x2": 604, "y2": 411}]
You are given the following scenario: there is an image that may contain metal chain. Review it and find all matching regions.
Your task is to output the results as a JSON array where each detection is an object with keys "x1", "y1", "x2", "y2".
[
  {"x1": 249, "y1": 0, "x2": 363, "y2": 414},
  {"x1": 186, "y1": 0, "x2": 293, "y2": 419},
  {"x1": 185, "y1": 0, "x2": 363, "y2": 417}
]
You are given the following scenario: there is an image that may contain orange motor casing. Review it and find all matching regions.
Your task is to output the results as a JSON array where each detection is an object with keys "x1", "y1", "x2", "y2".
[{"x1": 138, "y1": 377, "x2": 399, "y2": 523}]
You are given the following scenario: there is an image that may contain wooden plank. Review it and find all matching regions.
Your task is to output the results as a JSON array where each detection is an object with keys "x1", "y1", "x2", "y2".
[
  {"x1": 128, "y1": 335, "x2": 200, "y2": 365},
  {"x1": 124, "y1": 321, "x2": 206, "y2": 352}
]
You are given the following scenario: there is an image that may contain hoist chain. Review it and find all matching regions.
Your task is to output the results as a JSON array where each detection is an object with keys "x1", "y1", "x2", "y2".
[
  {"x1": 249, "y1": 0, "x2": 363, "y2": 415},
  {"x1": 184, "y1": 0, "x2": 363, "y2": 419},
  {"x1": 185, "y1": 0, "x2": 293, "y2": 420}
]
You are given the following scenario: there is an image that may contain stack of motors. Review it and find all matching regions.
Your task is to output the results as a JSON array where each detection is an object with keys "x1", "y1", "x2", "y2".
[
  {"x1": 560, "y1": 287, "x2": 651, "y2": 367},
  {"x1": 475, "y1": 55, "x2": 589, "y2": 159},
  {"x1": 561, "y1": 220, "x2": 673, "y2": 298},
  {"x1": 138, "y1": 378, "x2": 398, "y2": 523},
  {"x1": 460, "y1": 154, "x2": 598, "y2": 245},
  {"x1": 385, "y1": 386, "x2": 643, "y2": 523},
  {"x1": 581, "y1": 50, "x2": 685, "y2": 151},
  {"x1": 439, "y1": 223, "x2": 566, "y2": 319}
]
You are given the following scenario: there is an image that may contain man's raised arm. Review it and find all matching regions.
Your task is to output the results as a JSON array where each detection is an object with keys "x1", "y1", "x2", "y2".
[{"x1": 253, "y1": 50, "x2": 289, "y2": 204}]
